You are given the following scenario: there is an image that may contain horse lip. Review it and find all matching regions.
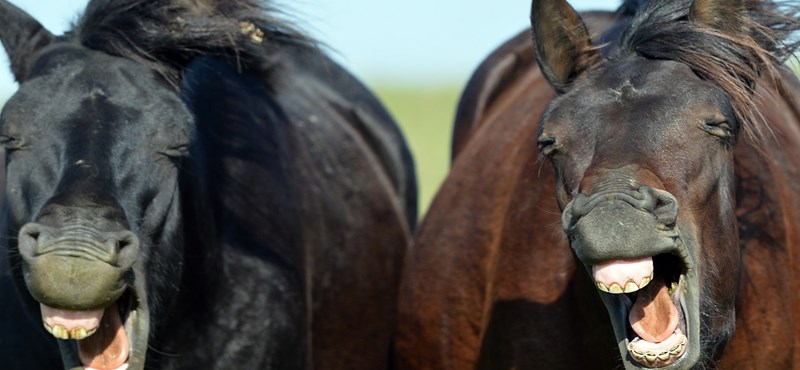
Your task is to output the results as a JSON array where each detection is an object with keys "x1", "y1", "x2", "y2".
[
  {"x1": 566, "y1": 203, "x2": 680, "y2": 265},
  {"x1": 566, "y1": 189, "x2": 646, "y2": 224}
]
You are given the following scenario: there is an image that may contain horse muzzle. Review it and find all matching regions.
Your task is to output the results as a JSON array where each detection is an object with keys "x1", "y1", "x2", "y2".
[
  {"x1": 17, "y1": 222, "x2": 139, "y2": 310},
  {"x1": 562, "y1": 185, "x2": 700, "y2": 369},
  {"x1": 562, "y1": 185, "x2": 680, "y2": 264},
  {"x1": 17, "y1": 222, "x2": 143, "y2": 370}
]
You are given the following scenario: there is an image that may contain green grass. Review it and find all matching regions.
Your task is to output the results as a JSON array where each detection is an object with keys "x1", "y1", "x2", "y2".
[{"x1": 372, "y1": 85, "x2": 462, "y2": 216}]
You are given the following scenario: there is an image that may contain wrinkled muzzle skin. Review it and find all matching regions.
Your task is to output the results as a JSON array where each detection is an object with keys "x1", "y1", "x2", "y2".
[{"x1": 18, "y1": 220, "x2": 139, "y2": 312}]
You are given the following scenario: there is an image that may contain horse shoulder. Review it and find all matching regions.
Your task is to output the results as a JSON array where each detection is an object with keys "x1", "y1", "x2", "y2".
[{"x1": 269, "y1": 51, "x2": 415, "y2": 370}]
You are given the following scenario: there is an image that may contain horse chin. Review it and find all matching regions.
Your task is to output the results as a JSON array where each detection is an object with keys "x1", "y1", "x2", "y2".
[
  {"x1": 590, "y1": 239, "x2": 701, "y2": 370},
  {"x1": 49, "y1": 286, "x2": 150, "y2": 370}
]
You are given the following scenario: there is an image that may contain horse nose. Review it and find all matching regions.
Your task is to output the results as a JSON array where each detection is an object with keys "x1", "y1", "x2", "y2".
[
  {"x1": 563, "y1": 185, "x2": 679, "y2": 233},
  {"x1": 638, "y1": 185, "x2": 678, "y2": 226},
  {"x1": 18, "y1": 223, "x2": 140, "y2": 269},
  {"x1": 562, "y1": 184, "x2": 681, "y2": 264}
]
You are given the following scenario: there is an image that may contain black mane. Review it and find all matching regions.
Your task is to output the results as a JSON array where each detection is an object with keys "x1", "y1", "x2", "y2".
[
  {"x1": 68, "y1": 0, "x2": 316, "y2": 86},
  {"x1": 610, "y1": 0, "x2": 800, "y2": 142}
]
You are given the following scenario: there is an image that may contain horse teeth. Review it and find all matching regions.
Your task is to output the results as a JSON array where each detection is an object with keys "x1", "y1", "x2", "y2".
[
  {"x1": 70, "y1": 326, "x2": 97, "y2": 340},
  {"x1": 640, "y1": 276, "x2": 651, "y2": 288},
  {"x1": 598, "y1": 279, "x2": 649, "y2": 293},
  {"x1": 70, "y1": 327, "x2": 87, "y2": 339},
  {"x1": 43, "y1": 322, "x2": 96, "y2": 340},
  {"x1": 623, "y1": 281, "x2": 640, "y2": 293},
  {"x1": 658, "y1": 352, "x2": 671, "y2": 361},
  {"x1": 668, "y1": 281, "x2": 679, "y2": 296},
  {"x1": 50, "y1": 324, "x2": 69, "y2": 340},
  {"x1": 645, "y1": 353, "x2": 658, "y2": 364}
]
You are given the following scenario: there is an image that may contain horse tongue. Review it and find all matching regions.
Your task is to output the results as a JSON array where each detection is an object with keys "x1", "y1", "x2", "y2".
[
  {"x1": 629, "y1": 276, "x2": 679, "y2": 343},
  {"x1": 78, "y1": 303, "x2": 129, "y2": 370}
]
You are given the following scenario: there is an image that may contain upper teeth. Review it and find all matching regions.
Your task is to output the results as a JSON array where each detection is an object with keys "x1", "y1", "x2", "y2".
[
  {"x1": 43, "y1": 322, "x2": 97, "y2": 340},
  {"x1": 597, "y1": 275, "x2": 652, "y2": 294}
]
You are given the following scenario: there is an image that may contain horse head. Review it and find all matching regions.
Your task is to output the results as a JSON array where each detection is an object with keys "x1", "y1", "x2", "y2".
[
  {"x1": 531, "y1": 0, "x2": 791, "y2": 368},
  {"x1": 0, "y1": 2, "x2": 193, "y2": 368}
]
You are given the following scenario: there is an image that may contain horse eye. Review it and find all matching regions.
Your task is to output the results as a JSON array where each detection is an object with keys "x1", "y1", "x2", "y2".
[
  {"x1": 160, "y1": 145, "x2": 189, "y2": 159},
  {"x1": 702, "y1": 120, "x2": 734, "y2": 138},
  {"x1": 537, "y1": 135, "x2": 558, "y2": 157},
  {"x1": 0, "y1": 135, "x2": 24, "y2": 151}
]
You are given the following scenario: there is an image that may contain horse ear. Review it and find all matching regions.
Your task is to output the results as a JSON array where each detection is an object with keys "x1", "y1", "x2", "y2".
[
  {"x1": 0, "y1": 1, "x2": 54, "y2": 82},
  {"x1": 689, "y1": 0, "x2": 747, "y2": 34},
  {"x1": 530, "y1": 0, "x2": 603, "y2": 94}
]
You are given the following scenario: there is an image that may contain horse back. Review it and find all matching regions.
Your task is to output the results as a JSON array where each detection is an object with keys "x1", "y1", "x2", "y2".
[
  {"x1": 275, "y1": 50, "x2": 416, "y2": 369},
  {"x1": 168, "y1": 48, "x2": 416, "y2": 369}
]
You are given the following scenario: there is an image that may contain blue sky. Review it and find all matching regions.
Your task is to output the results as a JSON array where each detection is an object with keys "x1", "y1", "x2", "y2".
[{"x1": 0, "y1": 0, "x2": 619, "y2": 92}]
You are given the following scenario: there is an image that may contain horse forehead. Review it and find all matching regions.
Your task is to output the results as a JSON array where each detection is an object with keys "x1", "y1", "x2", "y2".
[
  {"x1": 27, "y1": 46, "x2": 159, "y2": 103},
  {"x1": 9, "y1": 48, "x2": 187, "y2": 130},
  {"x1": 559, "y1": 60, "x2": 719, "y2": 124},
  {"x1": 596, "y1": 60, "x2": 707, "y2": 101}
]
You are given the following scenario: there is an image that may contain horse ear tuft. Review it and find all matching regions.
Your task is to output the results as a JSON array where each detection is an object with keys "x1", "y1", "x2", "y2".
[
  {"x1": 690, "y1": 0, "x2": 747, "y2": 34},
  {"x1": 530, "y1": 0, "x2": 603, "y2": 94},
  {"x1": 0, "y1": 1, "x2": 54, "y2": 82}
]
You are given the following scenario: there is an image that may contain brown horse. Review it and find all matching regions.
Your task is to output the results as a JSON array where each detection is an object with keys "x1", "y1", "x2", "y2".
[{"x1": 395, "y1": 0, "x2": 800, "y2": 369}]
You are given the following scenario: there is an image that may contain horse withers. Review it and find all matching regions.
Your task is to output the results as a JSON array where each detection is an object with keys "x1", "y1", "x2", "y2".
[
  {"x1": 396, "y1": 0, "x2": 800, "y2": 369},
  {"x1": 0, "y1": 0, "x2": 417, "y2": 369}
]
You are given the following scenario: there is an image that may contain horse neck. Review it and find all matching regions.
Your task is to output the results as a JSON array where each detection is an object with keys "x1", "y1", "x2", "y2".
[{"x1": 723, "y1": 79, "x2": 800, "y2": 364}]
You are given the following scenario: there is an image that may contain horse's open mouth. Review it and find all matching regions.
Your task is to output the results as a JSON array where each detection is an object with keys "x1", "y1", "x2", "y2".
[
  {"x1": 593, "y1": 253, "x2": 688, "y2": 368},
  {"x1": 40, "y1": 289, "x2": 138, "y2": 370}
]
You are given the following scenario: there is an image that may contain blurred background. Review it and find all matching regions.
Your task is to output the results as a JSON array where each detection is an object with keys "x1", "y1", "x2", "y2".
[{"x1": 0, "y1": 0, "x2": 619, "y2": 215}]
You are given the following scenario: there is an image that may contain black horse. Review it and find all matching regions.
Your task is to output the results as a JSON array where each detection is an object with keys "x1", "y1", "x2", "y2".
[{"x1": 0, "y1": 0, "x2": 416, "y2": 369}]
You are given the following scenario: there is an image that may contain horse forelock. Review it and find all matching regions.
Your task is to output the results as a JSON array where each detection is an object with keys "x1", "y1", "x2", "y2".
[
  {"x1": 68, "y1": 0, "x2": 316, "y2": 88},
  {"x1": 610, "y1": 0, "x2": 800, "y2": 147}
]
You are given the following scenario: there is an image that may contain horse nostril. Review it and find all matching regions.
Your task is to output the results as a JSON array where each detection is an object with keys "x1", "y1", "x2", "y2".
[
  {"x1": 20, "y1": 224, "x2": 40, "y2": 240},
  {"x1": 18, "y1": 224, "x2": 41, "y2": 253},
  {"x1": 111, "y1": 231, "x2": 140, "y2": 269},
  {"x1": 24, "y1": 230, "x2": 40, "y2": 242},
  {"x1": 641, "y1": 186, "x2": 679, "y2": 225},
  {"x1": 116, "y1": 235, "x2": 133, "y2": 250}
]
